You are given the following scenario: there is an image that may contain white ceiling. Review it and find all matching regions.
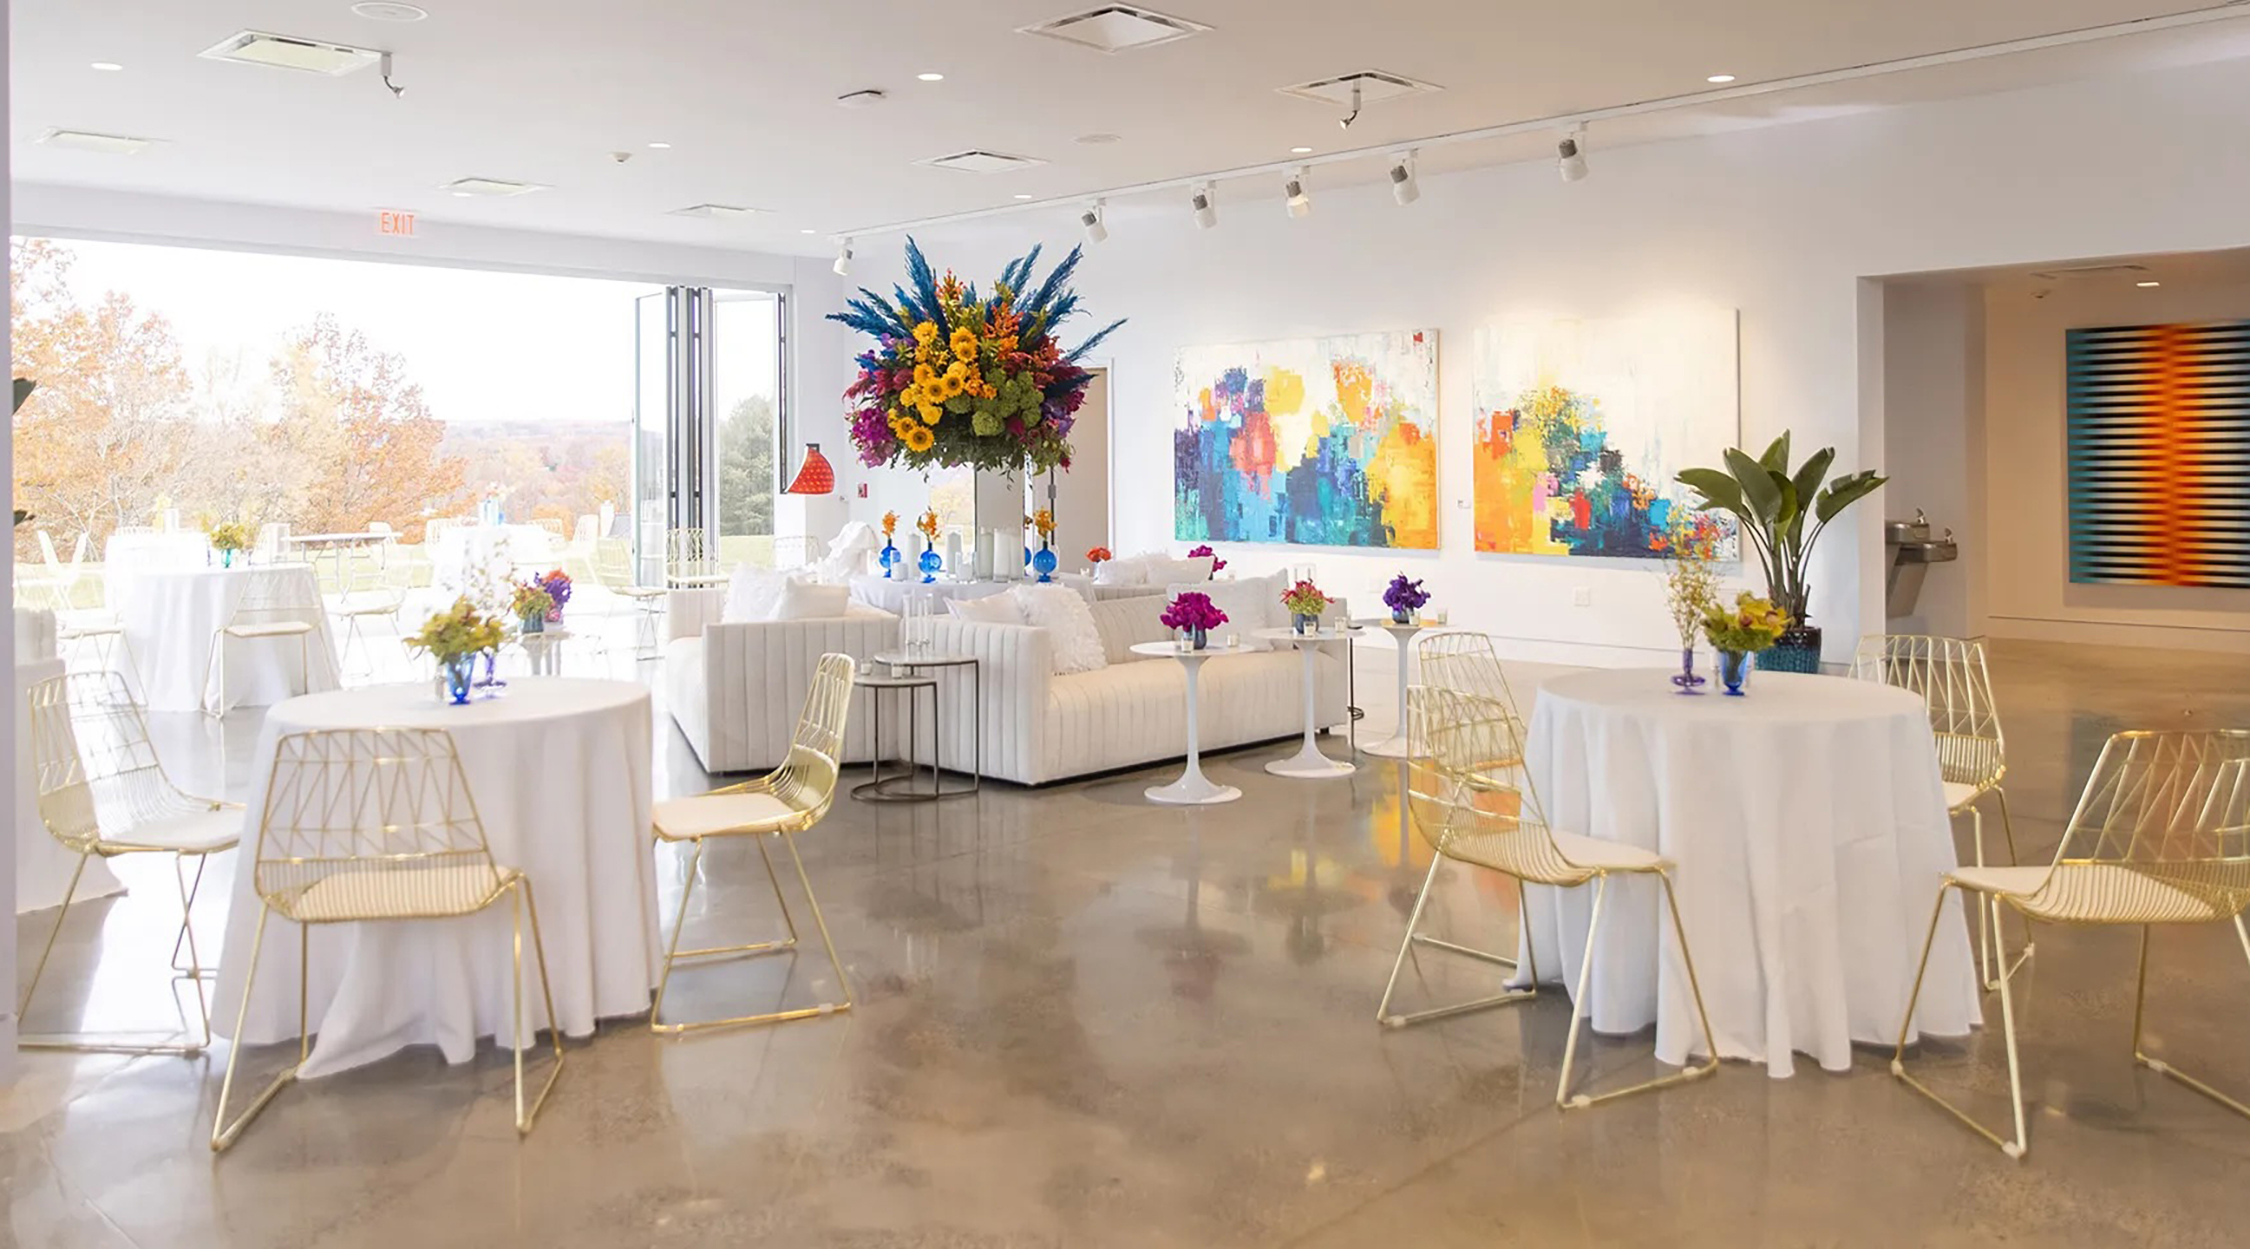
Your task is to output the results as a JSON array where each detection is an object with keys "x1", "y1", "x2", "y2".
[{"x1": 12, "y1": 0, "x2": 2249, "y2": 256}]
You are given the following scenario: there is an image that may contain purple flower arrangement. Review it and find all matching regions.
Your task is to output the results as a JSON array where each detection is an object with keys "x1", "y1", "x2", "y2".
[
  {"x1": 535, "y1": 569, "x2": 572, "y2": 621},
  {"x1": 1160, "y1": 591, "x2": 1229, "y2": 633},
  {"x1": 1187, "y1": 544, "x2": 1227, "y2": 574},
  {"x1": 1383, "y1": 574, "x2": 1430, "y2": 622}
]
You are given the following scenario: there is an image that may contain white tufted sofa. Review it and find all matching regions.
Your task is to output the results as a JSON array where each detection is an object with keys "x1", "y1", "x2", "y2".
[
  {"x1": 663, "y1": 589, "x2": 895, "y2": 773},
  {"x1": 921, "y1": 594, "x2": 1348, "y2": 786}
]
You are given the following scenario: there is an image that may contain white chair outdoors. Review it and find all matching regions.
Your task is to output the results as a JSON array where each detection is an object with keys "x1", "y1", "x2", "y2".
[
  {"x1": 331, "y1": 549, "x2": 409, "y2": 682},
  {"x1": 666, "y1": 527, "x2": 727, "y2": 587},
  {"x1": 17, "y1": 569, "x2": 143, "y2": 697},
  {"x1": 1892, "y1": 729, "x2": 2250, "y2": 1160},
  {"x1": 212, "y1": 726, "x2": 565, "y2": 1152},
  {"x1": 37, "y1": 529, "x2": 91, "y2": 599},
  {"x1": 201, "y1": 569, "x2": 322, "y2": 716},
  {"x1": 1379, "y1": 685, "x2": 1720, "y2": 1109},
  {"x1": 649, "y1": 652, "x2": 856, "y2": 1033},
  {"x1": 1853, "y1": 633, "x2": 2023, "y2": 988},
  {"x1": 18, "y1": 671, "x2": 240, "y2": 1054},
  {"x1": 596, "y1": 537, "x2": 667, "y2": 658}
]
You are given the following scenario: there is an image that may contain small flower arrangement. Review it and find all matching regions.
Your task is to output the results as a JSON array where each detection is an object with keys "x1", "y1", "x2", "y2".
[
  {"x1": 1187, "y1": 543, "x2": 1226, "y2": 574},
  {"x1": 1087, "y1": 545, "x2": 1112, "y2": 565},
  {"x1": 534, "y1": 568, "x2": 572, "y2": 617},
  {"x1": 915, "y1": 508, "x2": 940, "y2": 543},
  {"x1": 1661, "y1": 524, "x2": 1719, "y2": 647},
  {"x1": 407, "y1": 597, "x2": 509, "y2": 664},
  {"x1": 1383, "y1": 574, "x2": 1429, "y2": 622},
  {"x1": 510, "y1": 582, "x2": 555, "y2": 623},
  {"x1": 1160, "y1": 590, "x2": 1229, "y2": 635},
  {"x1": 881, "y1": 510, "x2": 899, "y2": 540},
  {"x1": 1280, "y1": 579, "x2": 1331, "y2": 619},
  {"x1": 1031, "y1": 508, "x2": 1056, "y2": 541},
  {"x1": 1702, "y1": 591, "x2": 1791, "y2": 654},
  {"x1": 206, "y1": 521, "x2": 253, "y2": 552}
]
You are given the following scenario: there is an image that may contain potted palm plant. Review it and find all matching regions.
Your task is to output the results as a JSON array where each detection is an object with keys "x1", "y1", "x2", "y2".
[{"x1": 1675, "y1": 434, "x2": 1886, "y2": 673}]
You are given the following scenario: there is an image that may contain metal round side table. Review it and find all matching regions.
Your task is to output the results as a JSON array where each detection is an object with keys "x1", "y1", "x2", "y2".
[{"x1": 851, "y1": 650, "x2": 982, "y2": 802}]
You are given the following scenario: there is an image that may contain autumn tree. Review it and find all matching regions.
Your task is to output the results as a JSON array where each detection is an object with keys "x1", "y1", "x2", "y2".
[
  {"x1": 10, "y1": 238, "x2": 200, "y2": 553},
  {"x1": 267, "y1": 313, "x2": 462, "y2": 540}
]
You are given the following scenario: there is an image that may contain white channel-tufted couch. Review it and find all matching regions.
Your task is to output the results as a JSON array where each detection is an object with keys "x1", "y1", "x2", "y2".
[
  {"x1": 663, "y1": 588, "x2": 895, "y2": 773},
  {"x1": 920, "y1": 594, "x2": 1348, "y2": 786}
]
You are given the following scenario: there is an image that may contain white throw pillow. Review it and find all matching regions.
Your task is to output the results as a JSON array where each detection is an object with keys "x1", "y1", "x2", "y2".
[
  {"x1": 1147, "y1": 555, "x2": 1215, "y2": 585},
  {"x1": 844, "y1": 601, "x2": 896, "y2": 621},
  {"x1": 1167, "y1": 571, "x2": 1283, "y2": 651},
  {"x1": 1012, "y1": 584, "x2": 1108, "y2": 675},
  {"x1": 766, "y1": 580, "x2": 851, "y2": 621},
  {"x1": 1092, "y1": 558, "x2": 1147, "y2": 587},
  {"x1": 947, "y1": 593, "x2": 1025, "y2": 625},
  {"x1": 723, "y1": 564, "x2": 790, "y2": 623}
]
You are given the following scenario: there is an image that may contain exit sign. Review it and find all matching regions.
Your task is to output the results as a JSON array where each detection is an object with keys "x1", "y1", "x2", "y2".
[{"x1": 378, "y1": 210, "x2": 417, "y2": 237}]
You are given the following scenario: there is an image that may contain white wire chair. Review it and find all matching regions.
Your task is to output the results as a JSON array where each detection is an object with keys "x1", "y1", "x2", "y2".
[
  {"x1": 331, "y1": 548, "x2": 409, "y2": 682},
  {"x1": 595, "y1": 537, "x2": 666, "y2": 658},
  {"x1": 212, "y1": 727, "x2": 564, "y2": 1152},
  {"x1": 1892, "y1": 729, "x2": 2250, "y2": 1160},
  {"x1": 16, "y1": 569, "x2": 145, "y2": 697},
  {"x1": 649, "y1": 652, "x2": 857, "y2": 1033},
  {"x1": 200, "y1": 568, "x2": 323, "y2": 716},
  {"x1": 1379, "y1": 685, "x2": 1720, "y2": 1109},
  {"x1": 18, "y1": 671, "x2": 240, "y2": 1054},
  {"x1": 1852, "y1": 633, "x2": 2024, "y2": 987}
]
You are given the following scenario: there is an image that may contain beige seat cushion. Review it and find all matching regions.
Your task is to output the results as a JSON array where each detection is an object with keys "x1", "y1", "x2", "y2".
[
  {"x1": 1550, "y1": 830, "x2": 1669, "y2": 873},
  {"x1": 1941, "y1": 780, "x2": 1984, "y2": 811},
  {"x1": 291, "y1": 864, "x2": 511, "y2": 922},
  {"x1": 653, "y1": 790, "x2": 802, "y2": 841},
  {"x1": 1951, "y1": 863, "x2": 2230, "y2": 923},
  {"x1": 226, "y1": 620, "x2": 316, "y2": 638},
  {"x1": 105, "y1": 806, "x2": 241, "y2": 853}
]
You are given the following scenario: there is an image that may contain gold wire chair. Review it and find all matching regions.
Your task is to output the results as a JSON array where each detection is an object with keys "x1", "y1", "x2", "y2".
[
  {"x1": 19, "y1": 671, "x2": 240, "y2": 1054},
  {"x1": 1417, "y1": 631, "x2": 1520, "y2": 713},
  {"x1": 200, "y1": 568, "x2": 323, "y2": 717},
  {"x1": 212, "y1": 727, "x2": 564, "y2": 1152},
  {"x1": 650, "y1": 652, "x2": 857, "y2": 1033},
  {"x1": 1852, "y1": 633, "x2": 2025, "y2": 988},
  {"x1": 1893, "y1": 729, "x2": 2250, "y2": 1160},
  {"x1": 1378, "y1": 685, "x2": 1720, "y2": 1109},
  {"x1": 595, "y1": 537, "x2": 667, "y2": 658}
]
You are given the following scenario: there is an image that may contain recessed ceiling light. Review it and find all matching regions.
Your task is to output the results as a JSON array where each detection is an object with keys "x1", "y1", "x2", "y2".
[
  {"x1": 37, "y1": 128, "x2": 156, "y2": 155},
  {"x1": 200, "y1": 31, "x2": 384, "y2": 75},
  {"x1": 351, "y1": 2, "x2": 430, "y2": 20},
  {"x1": 441, "y1": 176, "x2": 546, "y2": 197},
  {"x1": 1076, "y1": 133, "x2": 1121, "y2": 145},
  {"x1": 1290, "y1": 145, "x2": 1313, "y2": 154},
  {"x1": 1013, "y1": 194, "x2": 1033, "y2": 200},
  {"x1": 667, "y1": 203, "x2": 766, "y2": 219},
  {"x1": 647, "y1": 142, "x2": 671, "y2": 149},
  {"x1": 2136, "y1": 280, "x2": 2162, "y2": 288},
  {"x1": 90, "y1": 62, "x2": 123, "y2": 72},
  {"x1": 1706, "y1": 73, "x2": 1737, "y2": 83},
  {"x1": 452, "y1": 191, "x2": 474, "y2": 198},
  {"x1": 917, "y1": 72, "x2": 945, "y2": 82},
  {"x1": 800, "y1": 228, "x2": 817, "y2": 234}
]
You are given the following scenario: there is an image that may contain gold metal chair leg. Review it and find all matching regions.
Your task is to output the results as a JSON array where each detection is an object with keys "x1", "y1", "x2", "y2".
[
  {"x1": 1557, "y1": 869, "x2": 1720, "y2": 1110},
  {"x1": 170, "y1": 852, "x2": 214, "y2": 977},
  {"x1": 20, "y1": 850, "x2": 212, "y2": 1056},
  {"x1": 1891, "y1": 882, "x2": 2029, "y2": 1158},
  {"x1": 1555, "y1": 873, "x2": 1608, "y2": 1109},
  {"x1": 1376, "y1": 854, "x2": 1534, "y2": 1028},
  {"x1": 212, "y1": 905, "x2": 305, "y2": 1152},
  {"x1": 651, "y1": 832, "x2": 845, "y2": 1034},
  {"x1": 2127, "y1": 920, "x2": 2250, "y2": 1120},
  {"x1": 510, "y1": 878, "x2": 566, "y2": 1135},
  {"x1": 16, "y1": 851, "x2": 90, "y2": 1029}
]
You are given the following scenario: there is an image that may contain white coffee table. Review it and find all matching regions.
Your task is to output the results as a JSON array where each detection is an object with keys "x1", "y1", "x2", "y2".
[
  {"x1": 1128, "y1": 641, "x2": 1246, "y2": 805},
  {"x1": 1357, "y1": 619, "x2": 1426, "y2": 758},
  {"x1": 1250, "y1": 627, "x2": 1356, "y2": 779}
]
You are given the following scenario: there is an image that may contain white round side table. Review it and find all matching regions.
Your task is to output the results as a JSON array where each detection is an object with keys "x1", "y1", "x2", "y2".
[
  {"x1": 1128, "y1": 641, "x2": 1246, "y2": 805},
  {"x1": 516, "y1": 628, "x2": 571, "y2": 676},
  {"x1": 1249, "y1": 627, "x2": 1355, "y2": 779},
  {"x1": 1357, "y1": 619, "x2": 1425, "y2": 758}
]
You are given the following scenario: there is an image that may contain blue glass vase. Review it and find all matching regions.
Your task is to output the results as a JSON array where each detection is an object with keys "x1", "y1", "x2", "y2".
[
  {"x1": 1671, "y1": 646, "x2": 1705, "y2": 694},
  {"x1": 442, "y1": 655, "x2": 475, "y2": 705},
  {"x1": 879, "y1": 542, "x2": 900, "y2": 576},
  {"x1": 1190, "y1": 625, "x2": 1209, "y2": 651},
  {"x1": 1716, "y1": 649, "x2": 1753, "y2": 696},
  {"x1": 917, "y1": 548, "x2": 941, "y2": 583},
  {"x1": 1032, "y1": 545, "x2": 1058, "y2": 583}
]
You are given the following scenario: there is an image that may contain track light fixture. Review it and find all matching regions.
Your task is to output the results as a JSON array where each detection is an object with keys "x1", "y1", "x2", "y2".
[
  {"x1": 1284, "y1": 168, "x2": 1312, "y2": 219},
  {"x1": 1081, "y1": 199, "x2": 1108, "y2": 244},
  {"x1": 832, "y1": 239, "x2": 853, "y2": 276},
  {"x1": 1389, "y1": 151, "x2": 1420, "y2": 205},
  {"x1": 1190, "y1": 183, "x2": 1217, "y2": 229},
  {"x1": 1557, "y1": 128, "x2": 1588, "y2": 183}
]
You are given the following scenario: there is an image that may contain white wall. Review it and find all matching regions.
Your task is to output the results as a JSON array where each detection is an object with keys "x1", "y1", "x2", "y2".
[
  {"x1": 860, "y1": 57, "x2": 2250, "y2": 665},
  {"x1": 1980, "y1": 277, "x2": 2250, "y2": 651},
  {"x1": 1879, "y1": 283, "x2": 1985, "y2": 638}
]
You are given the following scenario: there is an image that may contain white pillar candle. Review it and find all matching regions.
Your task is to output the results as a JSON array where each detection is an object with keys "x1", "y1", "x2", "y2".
[{"x1": 945, "y1": 530, "x2": 962, "y2": 578}]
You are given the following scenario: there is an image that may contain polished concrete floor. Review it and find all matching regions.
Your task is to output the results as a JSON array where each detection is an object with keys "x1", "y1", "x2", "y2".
[{"x1": 9, "y1": 639, "x2": 2250, "y2": 1247}]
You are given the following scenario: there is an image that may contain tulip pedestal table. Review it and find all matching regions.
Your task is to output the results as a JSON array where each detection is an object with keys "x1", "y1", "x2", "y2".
[
  {"x1": 1129, "y1": 641, "x2": 1246, "y2": 805},
  {"x1": 1250, "y1": 627, "x2": 1356, "y2": 779},
  {"x1": 1357, "y1": 620, "x2": 1425, "y2": 759}
]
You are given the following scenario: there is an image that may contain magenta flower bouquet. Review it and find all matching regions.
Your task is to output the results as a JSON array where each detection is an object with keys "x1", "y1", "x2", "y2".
[
  {"x1": 534, "y1": 569, "x2": 572, "y2": 621},
  {"x1": 1187, "y1": 544, "x2": 1227, "y2": 574},
  {"x1": 1160, "y1": 590, "x2": 1229, "y2": 650},
  {"x1": 1383, "y1": 574, "x2": 1429, "y2": 623}
]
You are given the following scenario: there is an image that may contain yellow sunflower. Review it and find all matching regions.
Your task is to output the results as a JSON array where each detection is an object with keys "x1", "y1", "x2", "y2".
[
  {"x1": 902, "y1": 423, "x2": 936, "y2": 453},
  {"x1": 912, "y1": 321, "x2": 940, "y2": 346},
  {"x1": 918, "y1": 402, "x2": 941, "y2": 423},
  {"x1": 949, "y1": 326, "x2": 979, "y2": 361},
  {"x1": 912, "y1": 363, "x2": 937, "y2": 386}
]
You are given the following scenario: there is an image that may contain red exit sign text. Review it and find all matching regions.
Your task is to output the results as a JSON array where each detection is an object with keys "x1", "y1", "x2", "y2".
[{"x1": 378, "y1": 210, "x2": 417, "y2": 237}]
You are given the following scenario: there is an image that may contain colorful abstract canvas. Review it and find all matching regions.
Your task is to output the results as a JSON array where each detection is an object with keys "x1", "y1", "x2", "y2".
[
  {"x1": 2067, "y1": 320, "x2": 2250, "y2": 588},
  {"x1": 1470, "y1": 311, "x2": 1738, "y2": 558},
  {"x1": 1174, "y1": 330, "x2": 1439, "y2": 549}
]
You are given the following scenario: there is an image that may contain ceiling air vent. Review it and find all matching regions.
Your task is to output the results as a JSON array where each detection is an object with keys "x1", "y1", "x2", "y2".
[
  {"x1": 1020, "y1": 6, "x2": 1210, "y2": 53},
  {"x1": 668, "y1": 204, "x2": 765, "y2": 220},
  {"x1": 441, "y1": 177, "x2": 545, "y2": 197},
  {"x1": 918, "y1": 150, "x2": 1049, "y2": 174},
  {"x1": 1278, "y1": 70, "x2": 1443, "y2": 108},
  {"x1": 2027, "y1": 263, "x2": 2153, "y2": 282},
  {"x1": 199, "y1": 30, "x2": 384, "y2": 75},
  {"x1": 37, "y1": 128, "x2": 157, "y2": 156}
]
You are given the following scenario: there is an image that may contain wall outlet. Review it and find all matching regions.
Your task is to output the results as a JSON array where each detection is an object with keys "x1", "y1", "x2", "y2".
[{"x1": 1572, "y1": 586, "x2": 1592, "y2": 607}]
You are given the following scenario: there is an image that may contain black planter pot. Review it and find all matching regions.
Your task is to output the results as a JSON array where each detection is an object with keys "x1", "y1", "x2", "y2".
[{"x1": 1757, "y1": 624, "x2": 1823, "y2": 674}]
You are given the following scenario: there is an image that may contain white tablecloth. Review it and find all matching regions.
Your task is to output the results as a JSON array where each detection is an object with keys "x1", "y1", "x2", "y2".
[
  {"x1": 848, "y1": 574, "x2": 1013, "y2": 616},
  {"x1": 1520, "y1": 668, "x2": 1980, "y2": 1077},
  {"x1": 13, "y1": 654, "x2": 125, "y2": 916},
  {"x1": 101, "y1": 531, "x2": 213, "y2": 603},
  {"x1": 430, "y1": 524, "x2": 556, "y2": 595},
  {"x1": 113, "y1": 565, "x2": 339, "y2": 713},
  {"x1": 212, "y1": 678, "x2": 659, "y2": 1076}
]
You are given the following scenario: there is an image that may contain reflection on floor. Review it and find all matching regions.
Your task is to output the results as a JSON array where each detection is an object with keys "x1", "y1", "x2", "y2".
[{"x1": 9, "y1": 639, "x2": 2250, "y2": 1247}]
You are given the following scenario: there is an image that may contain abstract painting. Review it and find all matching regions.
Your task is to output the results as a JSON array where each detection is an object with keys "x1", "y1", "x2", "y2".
[
  {"x1": 2067, "y1": 320, "x2": 2250, "y2": 588},
  {"x1": 1174, "y1": 330, "x2": 1439, "y2": 549},
  {"x1": 1470, "y1": 310, "x2": 1738, "y2": 559}
]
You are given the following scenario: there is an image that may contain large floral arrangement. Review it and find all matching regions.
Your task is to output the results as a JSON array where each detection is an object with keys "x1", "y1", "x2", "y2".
[
  {"x1": 1702, "y1": 591, "x2": 1791, "y2": 654},
  {"x1": 831, "y1": 239, "x2": 1122, "y2": 474},
  {"x1": 407, "y1": 597, "x2": 509, "y2": 663}
]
